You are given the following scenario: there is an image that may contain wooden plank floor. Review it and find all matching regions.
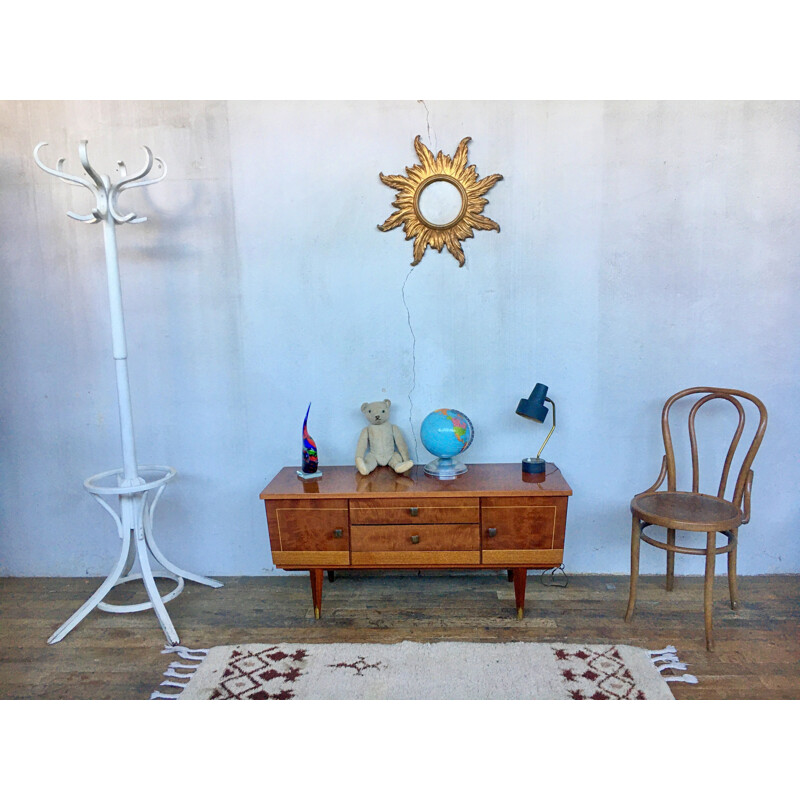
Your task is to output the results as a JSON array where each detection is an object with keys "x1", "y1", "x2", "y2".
[{"x1": 1, "y1": 572, "x2": 797, "y2": 699}]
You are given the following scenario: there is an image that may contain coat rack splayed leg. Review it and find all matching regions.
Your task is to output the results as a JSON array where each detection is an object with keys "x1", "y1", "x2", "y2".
[{"x1": 34, "y1": 140, "x2": 222, "y2": 646}]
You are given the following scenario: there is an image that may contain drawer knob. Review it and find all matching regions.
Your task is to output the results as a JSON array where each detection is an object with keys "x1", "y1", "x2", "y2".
[
  {"x1": 410, "y1": 534, "x2": 420, "y2": 544},
  {"x1": 333, "y1": 528, "x2": 343, "y2": 538},
  {"x1": 409, "y1": 507, "x2": 419, "y2": 517},
  {"x1": 487, "y1": 527, "x2": 498, "y2": 538}
]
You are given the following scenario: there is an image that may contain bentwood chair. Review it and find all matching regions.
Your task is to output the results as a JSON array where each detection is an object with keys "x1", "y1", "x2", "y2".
[{"x1": 624, "y1": 387, "x2": 768, "y2": 650}]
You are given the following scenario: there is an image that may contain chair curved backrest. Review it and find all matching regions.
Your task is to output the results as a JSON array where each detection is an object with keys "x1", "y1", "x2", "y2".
[{"x1": 661, "y1": 387, "x2": 768, "y2": 514}]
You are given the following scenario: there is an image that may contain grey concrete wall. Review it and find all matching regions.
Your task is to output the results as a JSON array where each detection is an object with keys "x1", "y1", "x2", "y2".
[{"x1": 1, "y1": 100, "x2": 798, "y2": 576}]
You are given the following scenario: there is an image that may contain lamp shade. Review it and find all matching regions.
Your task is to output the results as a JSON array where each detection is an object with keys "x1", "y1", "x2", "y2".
[{"x1": 516, "y1": 383, "x2": 549, "y2": 423}]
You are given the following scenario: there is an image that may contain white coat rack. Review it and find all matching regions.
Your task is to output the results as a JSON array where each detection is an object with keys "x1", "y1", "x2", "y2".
[{"x1": 34, "y1": 140, "x2": 222, "y2": 646}]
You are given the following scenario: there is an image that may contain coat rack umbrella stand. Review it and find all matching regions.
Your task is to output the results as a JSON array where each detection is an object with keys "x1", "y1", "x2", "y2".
[{"x1": 34, "y1": 140, "x2": 223, "y2": 646}]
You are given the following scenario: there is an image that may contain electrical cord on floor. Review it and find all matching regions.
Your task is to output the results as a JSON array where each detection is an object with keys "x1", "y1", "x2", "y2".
[{"x1": 540, "y1": 564, "x2": 569, "y2": 587}]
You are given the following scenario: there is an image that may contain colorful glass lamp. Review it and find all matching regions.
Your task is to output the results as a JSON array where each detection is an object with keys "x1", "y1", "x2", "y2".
[{"x1": 516, "y1": 383, "x2": 556, "y2": 474}]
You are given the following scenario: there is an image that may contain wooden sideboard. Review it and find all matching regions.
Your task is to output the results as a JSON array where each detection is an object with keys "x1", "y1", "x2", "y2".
[{"x1": 260, "y1": 463, "x2": 571, "y2": 619}]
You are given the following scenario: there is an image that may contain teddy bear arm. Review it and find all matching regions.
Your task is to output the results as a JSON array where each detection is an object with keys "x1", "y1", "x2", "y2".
[
  {"x1": 392, "y1": 425, "x2": 411, "y2": 461},
  {"x1": 355, "y1": 428, "x2": 369, "y2": 459}
]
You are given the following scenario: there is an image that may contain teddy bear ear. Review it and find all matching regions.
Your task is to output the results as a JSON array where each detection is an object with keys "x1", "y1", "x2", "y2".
[
  {"x1": 361, "y1": 402, "x2": 368, "y2": 412},
  {"x1": 384, "y1": 399, "x2": 391, "y2": 407}
]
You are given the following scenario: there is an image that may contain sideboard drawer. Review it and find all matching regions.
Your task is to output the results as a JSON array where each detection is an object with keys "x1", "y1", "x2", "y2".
[
  {"x1": 351, "y1": 524, "x2": 479, "y2": 552},
  {"x1": 266, "y1": 499, "x2": 350, "y2": 568},
  {"x1": 351, "y1": 523, "x2": 480, "y2": 566},
  {"x1": 350, "y1": 497, "x2": 479, "y2": 525}
]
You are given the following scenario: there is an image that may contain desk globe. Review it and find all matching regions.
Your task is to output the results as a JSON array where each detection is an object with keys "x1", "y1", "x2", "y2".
[{"x1": 420, "y1": 409, "x2": 474, "y2": 479}]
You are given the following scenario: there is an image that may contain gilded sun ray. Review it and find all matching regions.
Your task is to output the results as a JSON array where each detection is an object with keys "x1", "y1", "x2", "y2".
[{"x1": 378, "y1": 136, "x2": 503, "y2": 267}]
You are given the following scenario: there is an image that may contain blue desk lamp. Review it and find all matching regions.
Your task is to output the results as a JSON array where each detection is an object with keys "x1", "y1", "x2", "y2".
[{"x1": 516, "y1": 382, "x2": 556, "y2": 474}]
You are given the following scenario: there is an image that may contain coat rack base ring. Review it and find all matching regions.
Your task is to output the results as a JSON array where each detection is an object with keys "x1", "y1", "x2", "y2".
[
  {"x1": 47, "y1": 465, "x2": 223, "y2": 646},
  {"x1": 97, "y1": 571, "x2": 185, "y2": 614}
]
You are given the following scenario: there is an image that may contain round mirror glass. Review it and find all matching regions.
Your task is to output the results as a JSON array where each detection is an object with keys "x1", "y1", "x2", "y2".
[{"x1": 416, "y1": 179, "x2": 465, "y2": 227}]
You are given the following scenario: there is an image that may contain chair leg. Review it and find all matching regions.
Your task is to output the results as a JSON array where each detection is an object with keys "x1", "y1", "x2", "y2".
[
  {"x1": 728, "y1": 528, "x2": 739, "y2": 610},
  {"x1": 666, "y1": 528, "x2": 676, "y2": 591},
  {"x1": 624, "y1": 515, "x2": 641, "y2": 622},
  {"x1": 704, "y1": 530, "x2": 716, "y2": 651}
]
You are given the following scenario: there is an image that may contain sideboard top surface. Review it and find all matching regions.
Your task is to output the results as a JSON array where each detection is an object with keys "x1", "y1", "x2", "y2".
[{"x1": 260, "y1": 463, "x2": 572, "y2": 500}]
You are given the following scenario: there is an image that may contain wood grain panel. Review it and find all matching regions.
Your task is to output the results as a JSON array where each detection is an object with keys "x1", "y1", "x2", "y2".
[
  {"x1": 272, "y1": 551, "x2": 351, "y2": 568},
  {"x1": 351, "y1": 524, "x2": 479, "y2": 552},
  {"x1": 481, "y1": 497, "x2": 568, "y2": 551},
  {"x1": 481, "y1": 548, "x2": 564, "y2": 566},
  {"x1": 265, "y1": 499, "x2": 348, "y2": 552},
  {"x1": 350, "y1": 497, "x2": 479, "y2": 525},
  {"x1": 351, "y1": 551, "x2": 482, "y2": 566}
]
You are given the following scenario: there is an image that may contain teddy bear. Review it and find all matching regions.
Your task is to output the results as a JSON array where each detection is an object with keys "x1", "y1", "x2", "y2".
[{"x1": 355, "y1": 399, "x2": 414, "y2": 476}]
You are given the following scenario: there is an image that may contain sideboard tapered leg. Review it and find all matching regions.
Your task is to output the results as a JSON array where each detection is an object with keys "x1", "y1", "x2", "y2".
[
  {"x1": 512, "y1": 568, "x2": 527, "y2": 619},
  {"x1": 310, "y1": 569, "x2": 324, "y2": 619}
]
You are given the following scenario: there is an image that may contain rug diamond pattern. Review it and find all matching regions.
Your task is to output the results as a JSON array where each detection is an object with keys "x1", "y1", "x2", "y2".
[
  {"x1": 211, "y1": 645, "x2": 308, "y2": 700},
  {"x1": 554, "y1": 645, "x2": 645, "y2": 700}
]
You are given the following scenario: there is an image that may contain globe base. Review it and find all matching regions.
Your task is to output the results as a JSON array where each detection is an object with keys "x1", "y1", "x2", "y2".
[{"x1": 424, "y1": 456, "x2": 467, "y2": 480}]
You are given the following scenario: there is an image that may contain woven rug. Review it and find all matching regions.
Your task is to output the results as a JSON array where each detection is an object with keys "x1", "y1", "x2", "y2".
[{"x1": 151, "y1": 642, "x2": 696, "y2": 700}]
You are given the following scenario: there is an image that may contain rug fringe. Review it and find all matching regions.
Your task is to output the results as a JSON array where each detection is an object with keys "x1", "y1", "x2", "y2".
[
  {"x1": 648, "y1": 644, "x2": 698, "y2": 685},
  {"x1": 648, "y1": 645, "x2": 677, "y2": 657},
  {"x1": 161, "y1": 646, "x2": 208, "y2": 660},
  {"x1": 150, "y1": 646, "x2": 210, "y2": 699},
  {"x1": 663, "y1": 673, "x2": 699, "y2": 684}
]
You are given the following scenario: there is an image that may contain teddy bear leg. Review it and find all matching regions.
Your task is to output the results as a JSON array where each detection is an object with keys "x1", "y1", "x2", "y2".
[
  {"x1": 356, "y1": 453, "x2": 378, "y2": 475},
  {"x1": 388, "y1": 453, "x2": 414, "y2": 474}
]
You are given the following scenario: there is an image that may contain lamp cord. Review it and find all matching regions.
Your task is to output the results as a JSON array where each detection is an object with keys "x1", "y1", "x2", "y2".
[
  {"x1": 540, "y1": 564, "x2": 569, "y2": 587},
  {"x1": 401, "y1": 266, "x2": 419, "y2": 462}
]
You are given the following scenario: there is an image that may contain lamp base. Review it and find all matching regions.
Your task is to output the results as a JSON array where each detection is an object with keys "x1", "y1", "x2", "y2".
[{"x1": 521, "y1": 457, "x2": 546, "y2": 475}]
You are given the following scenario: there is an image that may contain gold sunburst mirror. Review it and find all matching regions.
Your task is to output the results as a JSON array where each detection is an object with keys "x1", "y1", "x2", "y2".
[{"x1": 378, "y1": 135, "x2": 503, "y2": 267}]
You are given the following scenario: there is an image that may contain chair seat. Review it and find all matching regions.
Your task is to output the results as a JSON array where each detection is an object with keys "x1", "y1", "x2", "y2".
[{"x1": 631, "y1": 491, "x2": 742, "y2": 532}]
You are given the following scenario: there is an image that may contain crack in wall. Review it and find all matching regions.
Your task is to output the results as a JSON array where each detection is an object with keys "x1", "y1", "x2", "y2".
[{"x1": 417, "y1": 99, "x2": 437, "y2": 152}]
